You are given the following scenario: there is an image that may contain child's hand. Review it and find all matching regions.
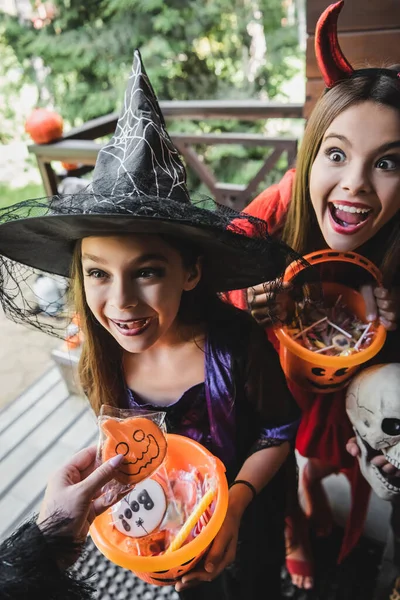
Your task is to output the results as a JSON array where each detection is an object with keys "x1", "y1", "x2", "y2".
[
  {"x1": 346, "y1": 436, "x2": 400, "y2": 476},
  {"x1": 247, "y1": 280, "x2": 293, "y2": 326},
  {"x1": 360, "y1": 285, "x2": 400, "y2": 331},
  {"x1": 174, "y1": 511, "x2": 240, "y2": 592}
]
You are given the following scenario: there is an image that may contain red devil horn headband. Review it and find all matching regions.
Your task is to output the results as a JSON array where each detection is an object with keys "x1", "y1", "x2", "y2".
[
  {"x1": 315, "y1": 1, "x2": 353, "y2": 88},
  {"x1": 315, "y1": 1, "x2": 400, "y2": 89}
]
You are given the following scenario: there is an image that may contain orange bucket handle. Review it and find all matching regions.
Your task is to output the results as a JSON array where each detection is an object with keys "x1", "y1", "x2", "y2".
[{"x1": 284, "y1": 249, "x2": 383, "y2": 287}]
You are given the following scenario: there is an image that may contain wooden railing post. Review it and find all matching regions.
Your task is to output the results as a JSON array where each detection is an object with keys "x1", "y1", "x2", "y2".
[{"x1": 28, "y1": 101, "x2": 304, "y2": 204}]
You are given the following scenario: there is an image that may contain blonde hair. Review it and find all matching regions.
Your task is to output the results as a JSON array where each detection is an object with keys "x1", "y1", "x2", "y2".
[{"x1": 282, "y1": 69, "x2": 400, "y2": 286}]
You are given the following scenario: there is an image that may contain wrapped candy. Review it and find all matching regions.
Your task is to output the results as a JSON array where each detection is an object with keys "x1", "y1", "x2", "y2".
[{"x1": 287, "y1": 294, "x2": 377, "y2": 357}]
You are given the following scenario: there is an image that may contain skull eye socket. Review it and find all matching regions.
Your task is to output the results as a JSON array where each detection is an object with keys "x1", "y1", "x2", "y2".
[
  {"x1": 382, "y1": 418, "x2": 400, "y2": 436},
  {"x1": 334, "y1": 368, "x2": 349, "y2": 377},
  {"x1": 311, "y1": 367, "x2": 326, "y2": 377}
]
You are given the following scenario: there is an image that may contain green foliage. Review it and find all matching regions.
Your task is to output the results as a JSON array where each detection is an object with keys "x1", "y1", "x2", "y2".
[
  {"x1": 1, "y1": 0, "x2": 303, "y2": 196},
  {"x1": 0, "y1": 182, "x2": 45, "y2": 209},
  {"x1": 1, "y1": 0, "x2": 300, "y2": 119}
]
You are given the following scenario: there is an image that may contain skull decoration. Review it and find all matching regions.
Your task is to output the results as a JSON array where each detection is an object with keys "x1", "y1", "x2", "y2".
[
  {"x1": 112, "y1": 478, "x2": 167, "y2": 538},
  {"x1": 102, "y1": 417, "x2": 167, "y2": 485},
  {"x1": 346, "y1": 363, "x2": 400, "y2": 501}
]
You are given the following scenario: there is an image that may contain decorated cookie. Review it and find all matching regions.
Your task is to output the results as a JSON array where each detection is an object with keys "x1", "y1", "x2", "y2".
[
  {"x1": 102, "y1": 417, "x2": 167, "y2": 485},
  {"x1": 111, "y1": 478, "x2": 167, "y2": 538}
]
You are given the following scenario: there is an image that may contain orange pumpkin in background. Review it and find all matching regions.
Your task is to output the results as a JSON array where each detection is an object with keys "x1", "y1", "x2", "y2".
[
  {"x1": 25, "y1": 108, "x2": 64, "y2": 144},
  {"x1": 102, "y1": 417, "x2": 167, "y2": 485},
  {"x1": 61, "y1": 162, "x2": 79, "y2": 171}
]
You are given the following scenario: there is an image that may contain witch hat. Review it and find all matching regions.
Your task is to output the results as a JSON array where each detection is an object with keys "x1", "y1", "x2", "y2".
[
  {"x1": 0, "y1": 50, "x2": 303, "y2": 334},
  {"x1": 91, "y1": 50, "x2": 190, "y2": 203}
]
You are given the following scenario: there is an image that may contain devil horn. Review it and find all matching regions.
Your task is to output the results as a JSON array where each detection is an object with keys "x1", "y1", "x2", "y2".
[{"x1": 315, "y1": 0, "x2": 353, "y2": 88}]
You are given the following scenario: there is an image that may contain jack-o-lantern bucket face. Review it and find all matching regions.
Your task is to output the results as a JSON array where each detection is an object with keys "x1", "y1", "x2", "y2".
[
  {"x1": 90, "y1": 434, "x2": 229, "y2": 588},
  {"x1": 279, "y1": 343, "x2": 360, "y2": 393},
  {"x1": 102, "y1": 417, "x2": 167, "y2": 485},
  {"x1": 135, "y1": 553, "x2": 204, "y2": 586},
  {"x1": 275, "y1": 263, "x2": 386, "y2": 394},
  {"x1": 306, "y1": 364, "x2": 359, "y2": 392},
  {"x1": 306, "y1": 367, "x2": 359, "y2": 392}
]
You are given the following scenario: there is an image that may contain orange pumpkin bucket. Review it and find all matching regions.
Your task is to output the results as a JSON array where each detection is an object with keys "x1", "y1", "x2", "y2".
[
  {"x1": 274, "y1": 250, "x2": 387, "y2": 393},
  {"x1": 90, "y1": 434, "x2": 229, "y2": 586}
]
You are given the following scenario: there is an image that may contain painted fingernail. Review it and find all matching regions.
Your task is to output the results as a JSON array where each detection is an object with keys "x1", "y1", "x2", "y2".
[{"x1": 109, "y1": 454, "x2": 124, "y2": 467}]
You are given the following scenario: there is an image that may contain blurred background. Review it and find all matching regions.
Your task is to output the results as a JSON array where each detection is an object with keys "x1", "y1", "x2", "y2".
[
  {"x1": 0, "y1": 0, "x2": 306, "y2": 406},
  {"x1": 0, "y1": 0, "x2": 305, "y2": 208}
]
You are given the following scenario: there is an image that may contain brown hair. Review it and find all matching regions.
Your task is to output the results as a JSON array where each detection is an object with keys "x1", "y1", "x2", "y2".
[
  {"x1": 71, "y1": 242, "x2": 124, "y2": 414},
  {"x1": 70, "y1": 234, "x2": 235, "y2": 414},
  {"x1": 282, "y1": 68, "x2": 400, "y2": 287}
]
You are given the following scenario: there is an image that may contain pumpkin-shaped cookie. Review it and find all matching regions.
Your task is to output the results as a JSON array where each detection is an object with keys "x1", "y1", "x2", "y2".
[{"x1": 102, "y1": 417, "x2": 167, "y2": 485}]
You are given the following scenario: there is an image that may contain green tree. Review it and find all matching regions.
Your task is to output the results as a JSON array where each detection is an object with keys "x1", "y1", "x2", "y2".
[
  {"x1": 1, "y1": 0, "x2": 303, "y2": 193},
  {"x1": 2, "y1": 0, "x2": 300, "y2": 123}
]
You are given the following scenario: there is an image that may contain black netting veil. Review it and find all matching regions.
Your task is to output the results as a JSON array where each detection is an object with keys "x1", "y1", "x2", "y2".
[
  {"x1": 0, "y1": 178, "x2": 309, "y2": 338},
  {"x1": 0, "y1": 49, "x2": 311, "y2": 338}
]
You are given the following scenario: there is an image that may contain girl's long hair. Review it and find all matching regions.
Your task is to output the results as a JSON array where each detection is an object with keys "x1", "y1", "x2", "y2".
[
  {"x1": 70, "y1": 234, "x2": 237, "y2": 414},
  {"x1": 282, "y1": 67, "x2": 400, "y2": 287}
]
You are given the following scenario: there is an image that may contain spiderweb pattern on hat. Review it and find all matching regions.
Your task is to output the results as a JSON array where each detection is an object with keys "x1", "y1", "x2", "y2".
[
  {"x1": 90, "y1": 49, "x2": 190, "y2": 201},
  {"x1": 0, "y1": 49, "x2": 313, "y2": 338}
]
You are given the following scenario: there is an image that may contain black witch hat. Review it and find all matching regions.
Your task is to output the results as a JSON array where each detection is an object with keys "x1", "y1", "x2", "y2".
[{"x1": 0, "y1": 50, "x2": 303, "y2": 335}]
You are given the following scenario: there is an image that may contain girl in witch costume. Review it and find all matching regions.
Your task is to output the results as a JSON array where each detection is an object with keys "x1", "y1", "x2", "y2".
[
  {"x1": 0, "y1": 51, "x2": 307, "y2": 599},
  {"x1": 229, "y1": 0, "x2": 400, "y2": 591}
]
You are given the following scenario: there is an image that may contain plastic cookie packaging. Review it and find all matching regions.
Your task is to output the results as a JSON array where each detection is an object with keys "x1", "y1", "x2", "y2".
[{"x1": 96, "y1": 405, "x2": 217, "y2": 558}]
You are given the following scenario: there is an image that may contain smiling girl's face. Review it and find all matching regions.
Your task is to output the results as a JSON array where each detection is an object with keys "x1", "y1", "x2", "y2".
[
  {"x1": 81, "y1": 234, "x2": 201, "y2": 354},
  {"x1": 309, "y1": 101, "x2": 400, "y2": 251}
]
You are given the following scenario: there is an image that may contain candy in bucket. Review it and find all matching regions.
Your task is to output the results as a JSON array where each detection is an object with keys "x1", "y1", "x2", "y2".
[
  {"x1": 275, "y1": 250, "x2": 387, "y2": 393},
  {"x1": 91, "y1": 409, "x2": 229, "y2": 586}
]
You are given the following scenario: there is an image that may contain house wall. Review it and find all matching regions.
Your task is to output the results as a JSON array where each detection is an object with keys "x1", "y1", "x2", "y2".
[{"x1": 305, "y1": 0, "x2": 400, "y2": 117}]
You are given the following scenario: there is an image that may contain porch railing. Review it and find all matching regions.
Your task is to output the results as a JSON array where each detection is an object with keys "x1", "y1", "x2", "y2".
[{"x1": 28, "y1": 100, "x2": 304, "y2": 210}]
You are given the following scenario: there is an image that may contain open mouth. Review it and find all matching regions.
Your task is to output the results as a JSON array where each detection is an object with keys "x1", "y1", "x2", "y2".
[
  {"x1": 328, "y1": 202, "x2": 373, "y2": 234},
  {"x1": 305, "y1": 378, "x2": 348, "y2": 390},
  {"x1": 360, "y1": 437, "x2": 400, "y2": 491},
  {"x1": 110, "y1": 317, "x2": 152, "y2": 336}
]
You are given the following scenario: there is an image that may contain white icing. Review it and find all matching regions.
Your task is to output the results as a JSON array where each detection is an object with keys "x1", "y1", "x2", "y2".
[{"x1": 111, "y1": 478, "x2": 167, "y2": 537}]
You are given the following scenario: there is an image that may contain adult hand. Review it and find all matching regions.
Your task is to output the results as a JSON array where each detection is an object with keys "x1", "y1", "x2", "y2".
[
  {"x1": 247, "y1": 280, "x2": 293, "y2": 326},
  {"x1": 37, "y1": 445, "x2": 123, "y2": 542},
  {"x1": 346, "y1": 436, "x2": 400, "y2": 476},
  {"x1": 174, "y1": 511, "x2": 240, "y2": 592},
  {"x1": 360, "y1": 285, "x2": 400, "y2": 331}
]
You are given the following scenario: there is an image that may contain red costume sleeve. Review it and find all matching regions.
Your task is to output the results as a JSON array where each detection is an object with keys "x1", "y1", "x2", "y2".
[{"x1": 242, "y1": 168, "x2": 295, "y2": 235}]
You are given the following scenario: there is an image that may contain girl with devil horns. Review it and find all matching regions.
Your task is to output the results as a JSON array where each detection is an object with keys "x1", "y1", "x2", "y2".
[
  {"x1": 0, "y1": 51, "x2": 308, "y2": 598},
  {"x1": 229, "y1": 0, "x2": 400, "y2": 591}
]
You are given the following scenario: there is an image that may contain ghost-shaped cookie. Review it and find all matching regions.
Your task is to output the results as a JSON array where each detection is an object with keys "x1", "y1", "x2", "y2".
[{"x1": 111, "y1": 478, "x2": 167, "y2": 537}]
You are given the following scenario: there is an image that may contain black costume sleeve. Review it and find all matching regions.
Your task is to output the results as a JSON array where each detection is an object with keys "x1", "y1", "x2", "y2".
[
  {"x1": 0, "y1": 515, "x2": 94, "y2": 600},
  {"x1": 241, "y1": 317, "x2": 301, "y2": 453}
]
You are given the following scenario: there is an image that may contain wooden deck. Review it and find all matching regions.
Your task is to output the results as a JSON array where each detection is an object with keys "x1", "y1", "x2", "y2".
[
  {"x1": 0, "y1": 362, "x2": 396, "y2": 599},
  {"x1": 0, "y1": 366, "x2": 97, "y2": 540}
]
